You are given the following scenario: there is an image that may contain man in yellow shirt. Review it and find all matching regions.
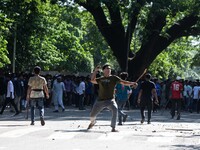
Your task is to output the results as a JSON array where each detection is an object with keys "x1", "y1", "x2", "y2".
[{"x1": 26, "y1": 66, "x2": 49, "y2": 126}]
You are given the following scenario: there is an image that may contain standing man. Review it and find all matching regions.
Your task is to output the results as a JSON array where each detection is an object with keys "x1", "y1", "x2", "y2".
[
  {"x1": 52, "y1": 76, "x2": 66, "y2": 112},
  {"x1": 137, "y1": 73, "x2": 158, "y2": 124},
  {"x1": 0, "y1": 73, "x2": 19, "y2": 116},
  {"x1": 170, "y1": 76, "x2": 183, "y2": 120},
  {"x1": 87, "y1": 64, "x2": 138, "y2": 132},
  {"x1": 26, "y1": 66, "x2": 49, "y2": 126},
  {"x1": 77, "y1": 76, "x2": 86, "y2": 110}
]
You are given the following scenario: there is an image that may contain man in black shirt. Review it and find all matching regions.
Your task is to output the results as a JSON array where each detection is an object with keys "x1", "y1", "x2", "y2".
[
  {"x1": 88, "y1": 64, "x2": 138, "y2": 132},
  {"x1": 137, "y1": 73, "x2": 158, "y2": 124}
]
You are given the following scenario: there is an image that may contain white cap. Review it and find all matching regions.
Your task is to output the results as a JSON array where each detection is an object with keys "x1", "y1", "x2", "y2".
[{"x1": 176, "y1": 76, "x2": 181, "y2": 80}]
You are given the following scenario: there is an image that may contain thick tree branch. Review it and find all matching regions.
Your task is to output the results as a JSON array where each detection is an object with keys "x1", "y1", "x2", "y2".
[
  {"x1": 75, "y1": 0, "x2": 111, "y2": 36},
  {"x1": 103, "y1": 0, "x2": 123, "y2": 27},
  {"x1": 126, "y1": 0, "x2": 146, "y2": 45},
  {"x1": 167, "y1": 15, "x2": 199, "y2": 40}
]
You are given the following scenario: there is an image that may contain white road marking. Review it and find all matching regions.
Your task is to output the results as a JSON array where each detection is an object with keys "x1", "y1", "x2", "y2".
[
  {"x1": 0, "y1": 127, "x2": 47, "y2": 138},
  {"x1": 47, "y1": 131, "x2": 79, "y2": 140},
  {"x1": 98, "y1": 131, "x2": 130, "y2": 140}
]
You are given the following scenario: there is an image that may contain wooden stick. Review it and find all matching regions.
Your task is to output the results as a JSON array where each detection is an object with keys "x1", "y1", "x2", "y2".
[{"x1": 135, "y1": 68, "x2": 147, "y2": 82}]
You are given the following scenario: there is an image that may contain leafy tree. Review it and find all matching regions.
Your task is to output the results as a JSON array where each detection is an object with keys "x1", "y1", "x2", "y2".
[
  {"x1": 0, "y1": 13, "x2": 10, "y2": 68},
  {"x1": 1, "y1": 0, "x2": 93, "y2": 72},
  {"x1": 73, "y1": 0, "x2": 200, "y2": 78},
  {"x1": 149, "y1": 37, "x2": 197, "y2": 79}
]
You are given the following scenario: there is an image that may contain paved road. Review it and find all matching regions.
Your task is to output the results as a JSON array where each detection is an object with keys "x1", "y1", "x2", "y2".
[{"x1": 0, "y1": 107, "x2": 200, "y2": 150}]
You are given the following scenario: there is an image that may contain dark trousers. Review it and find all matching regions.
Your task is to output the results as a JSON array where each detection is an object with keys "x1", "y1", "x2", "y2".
[
  {"x1": 140, "y1": 100, "x2": 153, "y2": 121},
  {"x1": 79, "y1": 94, "x2": 85, "y2": 110},
  {"x1": 0, "y1": 97, "x2": 19, "y2": 114},
  {"x1": 171, "y1": 99, "x2": 181, "y2": 117}
]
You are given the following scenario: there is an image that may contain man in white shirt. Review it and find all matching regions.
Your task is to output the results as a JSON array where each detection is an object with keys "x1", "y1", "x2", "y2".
[
  {"x1": 190, "y1": 82, "x2": 200, "y2": 113},
  {"x1": 77, "y1": 77, "x2": 85, "y2": 110},
  {"x1": 52, "y1": 76, "x2": 66, "y2": 112},
  {"x1": 0, "y1": 73, "x2": 19, "y2": 116}
]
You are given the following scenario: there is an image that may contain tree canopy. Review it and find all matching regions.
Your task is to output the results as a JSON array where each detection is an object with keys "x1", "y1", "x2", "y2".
[
  {"x1": 74, "y1": 0, "x2": 200, "y2": 78},
  {"x1": 0, "y1": 0, "x2": 199, "y2": 79}
]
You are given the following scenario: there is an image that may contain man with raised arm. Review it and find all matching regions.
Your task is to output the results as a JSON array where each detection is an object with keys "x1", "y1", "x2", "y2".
[{"x1": 87, "y1": 64, "x2": 138, "y2": 132}]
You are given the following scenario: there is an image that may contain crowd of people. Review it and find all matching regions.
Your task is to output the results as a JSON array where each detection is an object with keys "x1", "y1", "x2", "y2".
[{"x1": 0, "y1": 66, "x2": 200, "y2": 130}]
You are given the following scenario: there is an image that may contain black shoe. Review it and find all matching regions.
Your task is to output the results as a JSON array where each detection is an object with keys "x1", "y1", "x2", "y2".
[
  {"x1": 87, "y1": 121, "x2": 96, "y2": 130},
  {"x1": 147, "y1": 121, "x2": 151, "y2": 124},
  {"x1": 0, "y1": 112, "x2": 2, "y2": 115},
  {"x1": 141, "y1": 118, "x2": 145, "y2": 124},
  {"x1": 40, "y1": 118, "x2": 45, "y2": 126},
  {"x1": 13, "y1": 112, "x2": 20, "y2": 116},
  {"x1": 123, "y1": 115, "x2": 128, "y2": 123},
  {"x1": 30, "y1": 122, "x2": 35, "y2": 125},
  {"x1": 62, "y1": 108, "x2": 65, "y2": 112},
  {"x1": 118, "y1": 122, "x2": 122, "y2": 125},
  {"x1": 111, "y1": 128, "x2": 119, "y2": 132},
  {"x1": 177, "y1": 115, "x2": 180, "y2": 120},
  {"x1": 53, "y1": 110, "x2": 59, "y2": 113}
]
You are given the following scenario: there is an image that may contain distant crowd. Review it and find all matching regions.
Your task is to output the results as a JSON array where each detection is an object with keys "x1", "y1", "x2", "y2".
[{"x1": 0, "y1": 71, "x2": 200, "y2": 114}]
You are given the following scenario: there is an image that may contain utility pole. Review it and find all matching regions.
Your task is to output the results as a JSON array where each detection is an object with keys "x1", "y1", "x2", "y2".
[{"x1": 12, "y1": 25, "x2": 17, "y2": 73}]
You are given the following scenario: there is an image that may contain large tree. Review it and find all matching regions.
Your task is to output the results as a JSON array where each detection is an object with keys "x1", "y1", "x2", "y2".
[{"x1": 73, "y1": 0, "x2": 200, "y2": 78}]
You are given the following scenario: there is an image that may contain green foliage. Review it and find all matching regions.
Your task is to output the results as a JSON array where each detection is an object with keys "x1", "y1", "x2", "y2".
[
  {"x1": 0, "y1": 13, "x2": 11, "y2": 68},
  {"x1": 79, "y1": 10, "x2": 119, "y2": 70},
  {"x1": 0, "y1": 0, "x2": 199, "y2": 77},
  {"x1": 149, "y1": 37, "x2": 198, "y2": 79}
]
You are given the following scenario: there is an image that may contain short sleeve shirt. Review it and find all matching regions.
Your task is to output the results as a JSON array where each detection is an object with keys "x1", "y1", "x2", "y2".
[
  {"x1": 28, "y1": 75, "x2": 47, "y2": 98},
  {"x1": 140, "y1": 80, "x2": 156, "y2": 100},
  {"x1": 170, "y1": 81, "x2": 183, "y2": 99},
  {"x1": 115, "y1": 84, "x2": 131, "y2": 101},
  {"x1": 96, "y1": 75, "x2": 120, "y2": 100}
]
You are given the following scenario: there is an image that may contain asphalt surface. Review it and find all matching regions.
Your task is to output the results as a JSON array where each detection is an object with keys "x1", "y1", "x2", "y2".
[{"x1": 0, "y1": 106, "x2": 200, "y2": 150}]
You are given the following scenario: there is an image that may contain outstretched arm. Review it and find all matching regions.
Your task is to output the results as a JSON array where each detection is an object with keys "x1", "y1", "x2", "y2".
[
  {"x1": 91, "y1": 65, "x2": 101, "y2": 84},
  {"x1": 120, "y1": 80, "x2": 138, "y2": 89}
]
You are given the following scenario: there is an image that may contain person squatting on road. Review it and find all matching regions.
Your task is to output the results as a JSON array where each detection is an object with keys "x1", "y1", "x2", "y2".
[
  {"x1": 26, "y1": 66, "x2": 49, "y2": 126},
  {"x1": 87, "y1": 64, "x2": 138, "y2": 132},
  {"x1": 137, "y1": 73, "x2": 158, "y2": 124},
  {"x1": 115, "y1": 72, "x2": 132, "y2": 125}
]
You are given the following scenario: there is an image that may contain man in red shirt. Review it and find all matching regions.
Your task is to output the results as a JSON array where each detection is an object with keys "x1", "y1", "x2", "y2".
[{"x1": 170, "y1": 76, "x2": 183, "y2": 120}]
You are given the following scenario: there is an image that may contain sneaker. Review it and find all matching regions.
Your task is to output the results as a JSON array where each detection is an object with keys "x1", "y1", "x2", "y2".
[
  {"x1": 30, "y1": 122, "x2": 35, "y2": 125},
  {"x1": 53, "y1": 110, "x2": 59, "y2": 113},
  {"x1": 141, "y1": 118, "x2": 145, "y2": 124},
  {"x1": 87, "y1": 121, "x2": 96, "y2": 130},
  {"x1": 123, "y1": 115, "x2": 128, "y2": 123},
  {"x1": 111, "y1": 128, "x2": 119, "y2": 132},
  {"x1": 40, "y1": 118, "x2": 45, "y2": 126}
]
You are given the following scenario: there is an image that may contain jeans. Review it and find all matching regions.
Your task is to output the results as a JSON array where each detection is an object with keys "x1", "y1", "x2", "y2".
[
  {"x1": 90, "y1": 99, "x2": 118, "y2": 128},
  {"x1": 30, "y1": 98, "x2": 44, "y2": 123},
  {"x1": 117, "y1": 100, "x2": 127, "y2": 123}
]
